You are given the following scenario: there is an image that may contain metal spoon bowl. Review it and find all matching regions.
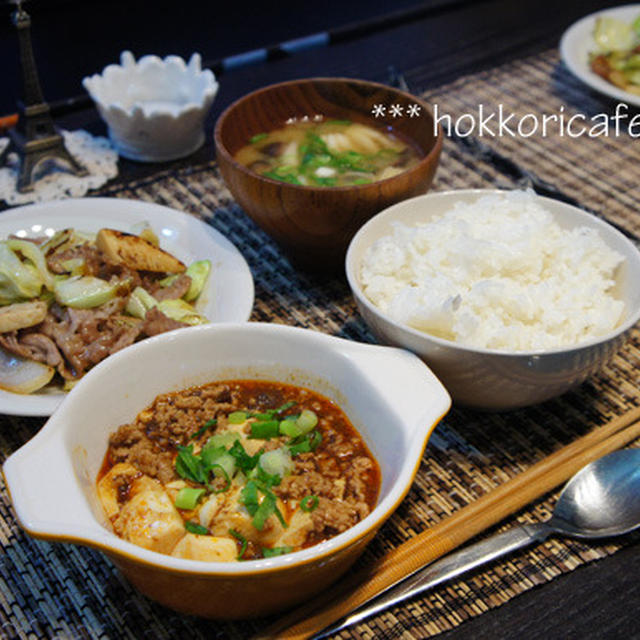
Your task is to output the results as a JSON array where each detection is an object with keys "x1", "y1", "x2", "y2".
[{"x1": 318, "y1": 448, "x2": 640, "y2": 638}]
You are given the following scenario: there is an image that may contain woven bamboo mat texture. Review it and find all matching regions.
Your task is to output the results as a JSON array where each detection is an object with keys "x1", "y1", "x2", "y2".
[{"x1": 1, "y1": 48, "x2": 640, "y2": 639}]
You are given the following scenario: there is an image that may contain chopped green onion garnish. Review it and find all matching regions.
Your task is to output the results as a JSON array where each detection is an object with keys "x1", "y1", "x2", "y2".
[
  {"x1": 175, "y1": 445, "x2": 208, "y2": 484},
  {"x1": 262, "y1": 170, "x2": 301, "y2": 185},
  {"x1": 229, "y1": 528, "x2": 248, "y2": 559},
  {"x1": 274, "y1": 503, "x2": 287, "y2": 528},
  {"x1": 262, "y1": 546, "x2": 293, "y2": 558},
  {"x1": 201, "y1": 444, "x2": 226, "y2": 467},
  {"x1": 253, "y1": 492, "x2": 277, "y2": 531},
  {"x1": 250, "y1": 133, "x2": 268, "y2": 144},
  {"x1": 275, "y1": 400, "x2": 297, "y2": 414},
  {"x1": 279, "y1": 418, "x2": 302, "y2": 438},
  {"x1": 190, "y1": 418, "x2": 217, "y2": 440},
  {"x1": 208, "y1": 463, "x2": 232, "y2": 493},
  {"x1": 228, "y1": 411, "x2": 247, "y2": 424},
  {"x1": 252, "y1": 464, "x2": 282, "y2": 488},
  {"x1": 175, "y1": 487, "x2": 205, "y2": 510},
  {"x1": 251, "y1": 412, "x2": 273, "y2": 421},
  {"x1": 240, "y1": 480, "x2": 260, "y2": 516},
  {"x1": 207, "y1": 431, "x2": 241, "y2": 448},
  {"x1": 300, "y1": 495, "x2": 319, "y2": 512},
  {"x1": 296, "y1": 409, "x2": 318, "y2": 434},
  {"x1": 288, "y1": 430, "x2": 322, "y2": 456},
  {"x1": 309, "y1": 430, "x2": 322, "y2": 450},
  {"x1": 250, "y1": 419, "x2": 280, "y2": 439},
  {"x1": 228, "y1": 440, "x2": 260, "y2": 472},
  {"x1": 185, "y1": 521, "x2": 209, "y2": 535}
]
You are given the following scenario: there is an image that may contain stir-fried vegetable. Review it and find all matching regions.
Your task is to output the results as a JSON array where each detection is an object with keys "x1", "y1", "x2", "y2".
[
  {"x1": 0, "y1": 346, "x2": 54, "y2": 394},
  {"x1": 0, "y1": 242, "x2": 47, "y2": 303},
  {"x1": 54, "y1": 275, "x2": 123, "y2": 309},
  {"x1": 590, "y1": 14, "x2": 640, "y2": 94},
  {"x1": 0, "y1": 227, "x2": 212, "y2": 394}
]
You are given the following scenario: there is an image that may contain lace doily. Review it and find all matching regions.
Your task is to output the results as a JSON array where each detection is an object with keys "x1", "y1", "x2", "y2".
[{"x1": 0, "y1": 129, "x2": 119, "y2": 206}]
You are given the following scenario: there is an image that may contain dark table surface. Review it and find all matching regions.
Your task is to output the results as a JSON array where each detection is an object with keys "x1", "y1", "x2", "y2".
[{"x1": 1, "y1": 0, "x2": 639, "y2": 638}]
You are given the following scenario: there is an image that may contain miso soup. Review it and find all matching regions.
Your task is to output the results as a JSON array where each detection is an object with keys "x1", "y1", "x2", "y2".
[{"x1": 234, "y1": 118, "x2": 422, "y2": 187}]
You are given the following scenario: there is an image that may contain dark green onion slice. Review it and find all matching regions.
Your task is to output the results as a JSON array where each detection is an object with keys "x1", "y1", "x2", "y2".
[
  {"x1": 228, "y1": 440, "x2": 260, "y2": 472},
  {"x1": 300, "y1": 495, "x2": 319, "y2": 512},
  {"x1": 229, "y1": 528, "x2": 248, "y2": 559},
  {"x1": 262, "y1": 546, "x2": 293, "y2": 558},
  {"x1": 288, "y1": 436, "x2": 311, "y2": 456},
  {"x1": 309, "y1": 429, "x2": 322, "y2": 451},
  {"x1": 208, "y1": 464, "x2": 231, "y2": 494},
  {"x1": 175, "y1": 445, "x2": 207, "y2": 484},
  {"x1": 240, "y1": 480, "x2": 260, "y2": 516},
  {"x1": 288, "y1": 430, "x2": 323, "y2": 456},
  {"x1": 185, "y1": 521, "x2": 209, "y2": 535},
  {"x1": 250, "y1": 133, "x2": 268, "y2": 144},
  {"x1": 274, "y1": 400, "x2": 297, "y2": 415},
  {"x1": 252, "y1": 492, "x2": 276, "y2": 530},
  {"x1": 190, "y1": 418, "x2": 217, "y2": 441},
  {"x1": 250, "y1": 420, "x2": 280, "y2": 439}
]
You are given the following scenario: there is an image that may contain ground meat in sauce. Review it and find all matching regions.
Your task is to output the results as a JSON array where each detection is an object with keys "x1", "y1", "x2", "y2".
[
  {"x1": 107, "y1": 383, "x2": 237, "y2": 484},
  {"x1": 102, "y1": 379, "x2": 381, "y2": 552}
]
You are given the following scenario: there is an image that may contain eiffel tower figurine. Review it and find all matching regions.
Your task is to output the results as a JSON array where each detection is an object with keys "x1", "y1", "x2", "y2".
[{"x1": 0, "y1": 0, "x2": 87, "y2": 192}]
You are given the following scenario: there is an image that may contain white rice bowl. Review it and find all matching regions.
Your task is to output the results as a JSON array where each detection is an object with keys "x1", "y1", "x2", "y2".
[{"x1": 360, "y1": 190, "x2": 625, "y2": 352}]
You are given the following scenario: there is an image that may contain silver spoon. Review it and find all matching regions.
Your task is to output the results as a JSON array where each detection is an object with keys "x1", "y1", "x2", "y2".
[{"x1": 316, "y1": 448, "x2": 640, "y2": 638}]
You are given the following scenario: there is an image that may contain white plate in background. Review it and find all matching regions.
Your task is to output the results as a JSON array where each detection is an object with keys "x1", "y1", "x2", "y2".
[
  {"x1": 560, "y1": 4, "x2": 640, "y2": 108},
  {"x1": 0, "y1": 197, "x2": 254, "y2": 416}
]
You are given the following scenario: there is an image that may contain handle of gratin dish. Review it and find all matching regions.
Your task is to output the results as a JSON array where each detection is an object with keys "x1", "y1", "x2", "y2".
[
  {"x1": 3, "y1": 426, "x2": 101, "y2": 543},
  {"x1": 342, "y1": 340, "x2": 451, "y2": 439}
]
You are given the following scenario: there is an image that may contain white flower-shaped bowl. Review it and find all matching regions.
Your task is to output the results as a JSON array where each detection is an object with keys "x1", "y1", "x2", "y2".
[
  {"x1": 83, "y1": 51, "x2": 218, "y2": 162},
  {"x1": 3, "y1": 323, "x2": 450, "y2": 619}
]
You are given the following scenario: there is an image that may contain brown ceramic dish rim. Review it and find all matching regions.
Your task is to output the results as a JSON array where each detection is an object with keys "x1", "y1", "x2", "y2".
[
  {"x1": 214, "y1": 76, "x2": 443, "y2": 192},
  {"x1": 3, "y1": 323, "x2": 451, "y2": 578}
]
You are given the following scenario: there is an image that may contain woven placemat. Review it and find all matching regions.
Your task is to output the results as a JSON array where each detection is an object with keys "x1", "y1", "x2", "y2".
[{"x1": 1, "y1": 48, "x2": 639, "y2": 639}]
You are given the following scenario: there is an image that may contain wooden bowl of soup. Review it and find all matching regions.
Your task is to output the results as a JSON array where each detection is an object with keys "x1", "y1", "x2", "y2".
[
  {"x1": 214, "y1": 78, "x2": 443, "y2": 271},
  {"x1": 3, "y1": 323, "x2": 450, "y2": 619}
]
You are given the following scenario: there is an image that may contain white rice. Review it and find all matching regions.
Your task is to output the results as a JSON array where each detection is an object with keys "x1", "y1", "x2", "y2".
[{"x1": 360, "y1": 191, "x2": 625, "y2": 351}]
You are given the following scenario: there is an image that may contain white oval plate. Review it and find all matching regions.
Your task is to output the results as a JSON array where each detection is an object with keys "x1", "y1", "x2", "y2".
[
  {"x1": 560, "y1": 4, "x2": 640, "y2": 108},
  {"x1": 0, "y1": 197, "x2": 254, "y2": 416}
]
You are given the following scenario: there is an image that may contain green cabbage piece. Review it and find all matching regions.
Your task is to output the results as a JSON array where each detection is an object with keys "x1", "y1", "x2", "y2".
[
  {"x1": 125, "y1": 286, "x2": 157, "y2": 319},
  {"x1": 184, "y1": 260, "x2": 211, "y2": 302},
  {"x1": 156, "y1": 299, "x2": 207, "y2": 325},
  {"x1": 593, "y1": 16, "x2": 638, "y2": 53},
  {"x1": 0, "y1": 242, "x2": 46, "y2": 303},
  {"x1": 54, "y1": 276, "x2": 119, "y2": 309},
  {"x1": 6, "y1": 239, "x2": 55, "y2": 291}
]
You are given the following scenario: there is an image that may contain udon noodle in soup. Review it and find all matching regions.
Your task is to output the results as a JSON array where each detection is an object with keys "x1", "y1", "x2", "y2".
[
  {"x1": 234, "y1": 118, "x2": 421, "y2": 187},
  {"x1": 97, "y1": 379, "x2": 380, "y2": 561}
]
